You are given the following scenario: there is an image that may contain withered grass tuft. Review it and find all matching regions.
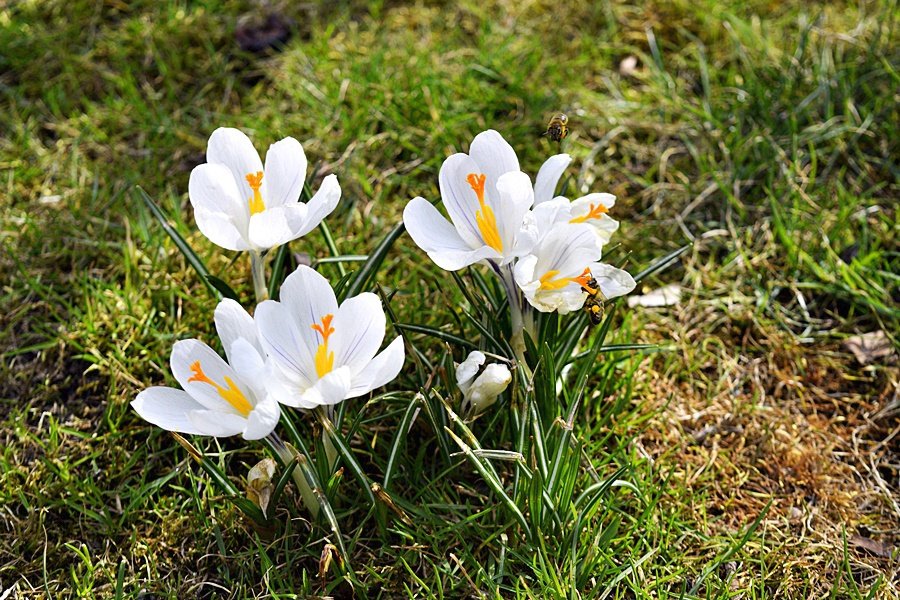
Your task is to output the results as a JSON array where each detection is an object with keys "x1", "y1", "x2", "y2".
[{"x1": 1, "y1": 0, "x2": 897, "y2": 597}]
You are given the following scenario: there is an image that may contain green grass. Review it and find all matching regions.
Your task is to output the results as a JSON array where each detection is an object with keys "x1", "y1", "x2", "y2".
[{"x1": 1, "y1": 0, "x2": 897, "y2": 597}]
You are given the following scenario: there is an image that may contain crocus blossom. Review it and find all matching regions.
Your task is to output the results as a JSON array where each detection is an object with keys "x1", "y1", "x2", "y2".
[
  {"x1": 456, "y1": 351, "x2": 511, "y2": 417},
  {"x1": 188, "y1": 127, "x2": 341, "y2": 251},
  {"x1": 255, "y1": 266, "x2": 405, "y2": 408},
  {"x1": 514, "y1": 223, "x2": 635, "y2": 314},
  {"x1": 403, "y1": 130, "x2": 536, "y2": 270},
  {"x1": 532, "y1": 153, "x2": 619, "y2": 248},
  {"x1": 131, "y1": 299, "x2": 279, "y2": 440}
]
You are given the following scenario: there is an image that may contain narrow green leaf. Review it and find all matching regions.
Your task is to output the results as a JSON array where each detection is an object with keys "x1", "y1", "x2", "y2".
[
  {"x1": 383, "y1": 393, "x2": 420, "y2": 491},
  {"x1": 344, "y1": 221, "x2": 405, "y2": 297},
  {"x1": 315, "y1": 408, "x2": 377, "y2": 507},
  {"x1": 267, "y1": 242, "x2": 292, "y2": 299},
  {"x1": 135, "y1": 186, "x2": 221, "y2": 300},
  {"x1": 206, "y1": 275, "x2": 240, "y2": 302},
  {"x1": 394, "y1": 323, "x2": 477, "y2": 349},
  {"x1": 633, "y1": 242, "x2": 692, "y2": 283}
]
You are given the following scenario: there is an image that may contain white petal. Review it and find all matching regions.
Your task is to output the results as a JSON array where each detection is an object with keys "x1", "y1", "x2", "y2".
[
  {"x1": 534, "y1": 154, "x2": 572, "y2": 205},
  {"x1": 263, "y1": 362, "x2": 317, "y2": 408},
  {"x1": 247, "y1": 204, "x2": 309, "y2": 250},
  {"x1": 206, "y1": 128, "x2": 264, "y2": 203},
  {"x1": 528, "y1": 197, "x2": 573, "y2": 242},
  {"x1": 243, "y1": 397, "x2": 281, "y2": 440},
  {"x1": 588, "y1": 263, "x2": 636, "y2": 299},
  {"x1": 131, "y1": 387, "x2": 209, "y2": 435},
  {"x1": 534, "y1": 224, "x2": 601, "y2": 276},
  {"x1": 214, "y1": 299, "x2": 262, "y2": 362},
  {"x1": 192, "y1": 207, "x2": 251, "y2": 251},
  {"x1": 466, "y1": 363, "x2": 511, "y2": 411},
  {"x1": 279, "y1": 266, "x2": 339, "y2": 336},
  {"x1": 403, "y1": 197, "x2": 498, "y2": 271},
  {"x1": 263, "y1": 137, "x2": 307, "y2": 208},
  {"x1": 468, "y1": 130, "x2": 520, "y2": 198},
  {"x1": 255, "y1": 300, "x2": 317, "y2": 387},
  {"x1": 170, "y1": 339, "x2": 256, "y2": 414},
  {"x1": 438, "y1": 153, "x2": 490, "y2": 248},
  {"x1": 187, "y1": 410, "x2": 247, "y2": 437},
  {"x1": 189, "y1": 163, "x2": 247, "y2": 218},
  {"x1": 295, "y1": 174, "x2": 341, "y2": 237},
  {"x1": 228, "y1": 337, "x2": 267, "y2": 397},
  {"x1": 331, "y1": 293, "x2": 385, "y2": 373},
  {"x1": 346, "y1": 337, "x2": 405, "y2": 398},
  {"x1": 493, "y1": 171, "x2": 535, "y2": 261},
  {"x1": 299, "y1": 366, "x2": 353, "y2": 407},
  {"x1": 455, "y1": 350, "x2": 486, "y2": 393}
]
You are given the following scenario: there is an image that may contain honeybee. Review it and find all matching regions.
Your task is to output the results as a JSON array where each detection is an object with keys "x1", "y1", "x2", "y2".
[
  {"x1": 581, "y1": 274, "x2": 606, "y2": 325},
  {"x1": 543, "y1": 113, "x2": 569, "y2": 142}
]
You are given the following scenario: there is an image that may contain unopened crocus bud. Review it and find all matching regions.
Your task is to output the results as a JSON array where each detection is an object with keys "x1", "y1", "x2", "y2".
[{"x1": 456, "y1": 351, "x2": 511, "y2": 418}]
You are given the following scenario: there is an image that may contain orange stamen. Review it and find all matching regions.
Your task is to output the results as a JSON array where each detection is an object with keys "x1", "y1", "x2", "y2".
[
  {"x1": 188, "y1": 361, "x2": 253, "y2": 416},
  {"x1": 539, "y1": 267, "x2": 598, "y2": 294},
  {"x1": 569, "y1": 202, "x2": 608, "y2": 224},
  {"x1": 245, "y1": 171, "x2": 265, "y2": 215},
  {"x1": 466, "y1": 173, "x2": 503, "y2": 253},
  {"x1": 311, "y1": 314, "x2": 335, "y2": 378}
]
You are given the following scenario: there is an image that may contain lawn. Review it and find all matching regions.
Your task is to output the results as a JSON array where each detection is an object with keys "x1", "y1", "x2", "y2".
[{"x1": 1, "y1": 0, "x2": 897, "y2": 597}]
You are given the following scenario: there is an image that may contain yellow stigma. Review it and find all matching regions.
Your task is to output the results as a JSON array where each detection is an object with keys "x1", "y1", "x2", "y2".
[
  {"x1": 539, "y1": 268, "x2": 597, "y2": 293},
  {"x1": 466, "y1": 173, "x2": 503, "y2": 253},
  {"x1": 569, "y1": 202, "x2": 608, "y2": 224},
  {"x1": 245, "y1": 171, "x2": 265, "y2": 215},
  {"x1": 188, "y1": 361, "x2": 253, "y2": 417},
  {"x1": 311, "y1": 314, "x2": 336, "y2": 378}
]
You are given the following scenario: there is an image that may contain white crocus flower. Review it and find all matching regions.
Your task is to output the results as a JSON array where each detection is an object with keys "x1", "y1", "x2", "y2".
[
  {"x1": 531, "y1": 153, "x2": 619, "y2": 248},
  {"x1": 131, "y1": 299, "x2": 279, "y2": 440},
  {"x1": 456, "y1": 351, "x2": 511, "y2": 417},
  {"x1": 514, "y1": 223, "x2": 636, "y2": 314},
  {"x1": 188, "y1": 127, "x2": 341, "y2": 252},
  {"x1": 255, "y1": 266, "x2": 405, "y2": 408},
  {"x1": 403, "y1": 130, "x2": 536, "y2": 270}
]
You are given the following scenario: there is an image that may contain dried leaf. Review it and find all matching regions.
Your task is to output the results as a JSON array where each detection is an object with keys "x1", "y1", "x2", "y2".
[
  {"x1": 627, "y1": 284, "x2": 682, "y2": 308},
  {"x1": 246, "y1": 458, "x2": 277, "y2": 517},
  {"x1": 849, "y1": 535, "x2": 893, "y2": 558},
  {"x1": 843, "y1": 331, "x2": 895, "y2": 365}
]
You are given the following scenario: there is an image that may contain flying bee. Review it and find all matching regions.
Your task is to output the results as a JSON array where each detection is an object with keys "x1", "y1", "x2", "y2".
[
  {"x1": 580, "y1": 274, "x2": 606, "y2": 326},
  {"x1": 543, "y1": 113, "x2": 569, "y2": 142}
]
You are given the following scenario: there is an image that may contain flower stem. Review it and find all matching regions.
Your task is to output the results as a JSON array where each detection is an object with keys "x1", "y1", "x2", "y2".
[
  {"x1": 266, "y1": 432, "x2": 320, "y2": 518},
  {"x1": 499, "y1": 265, "x2": 528, "y2": 366},
  {"x1": 249, "y1": 250, "x2": 268, "y2": 302}
]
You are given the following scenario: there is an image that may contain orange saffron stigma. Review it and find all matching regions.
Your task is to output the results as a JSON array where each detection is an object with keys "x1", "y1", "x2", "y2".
[
  {"x1": 187, "y1": 360, "x2": 253, "y2": 416},
  {"x1": 573, "y1": 268, "x2": 597, "y2": 294},
  {"x1": 311, "y1": 314, "x2": 336, "y2": 378},
  {"x1": 539, "y1": 268, "x2": 597, "y2": 294},
  {"x1": 245, "y1": 171, "x2": 265, "y2": 215},
  {"x1": 569, "y1": 202, "x2": 608, "y2": 224},
  {"x1": 466, "y1": 173, "x2": 503, "y2": 253}
]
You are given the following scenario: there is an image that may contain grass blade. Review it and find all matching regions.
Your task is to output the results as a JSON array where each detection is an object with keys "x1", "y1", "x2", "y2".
[{"x1": 136, "y1": 186, "x2": 221, "y2": 300}]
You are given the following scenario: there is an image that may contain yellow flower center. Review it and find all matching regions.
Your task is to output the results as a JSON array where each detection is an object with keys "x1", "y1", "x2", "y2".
[
  {"x1": 188, "y1": 361, "x2": 253, "y2": 416},
  {"x1": 311, "y1": 314, "x2": 336, "y2": 378},
  {"x1": 539, "y1": 268, "x2": 597, "y2": 293},
  {"x1": 245, "y1": 171, "x2": 265, "y2": 215},
  {"x1": 569, "y1": 202, "x2": 608, "y2": 224},
  {"x1": 466, "y1": 173, "x2": 503, "y2": 253}
]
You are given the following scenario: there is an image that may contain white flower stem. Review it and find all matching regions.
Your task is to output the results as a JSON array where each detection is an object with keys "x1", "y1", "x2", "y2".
[
  {"x1": 267, "y1": 432, "x2": 320, "y2": 518},
  {"x1": 249, "y1": 250, "x2": 269, "y2": 302},
  {"x1": 498, "y1": 264, "x2": 529, "y2": 367}
]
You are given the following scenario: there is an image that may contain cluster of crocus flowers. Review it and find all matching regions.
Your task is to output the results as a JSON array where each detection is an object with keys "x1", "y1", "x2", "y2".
[
  {"x1": 133, "y1": 128, "x2": 404, "y2": 443},
  {"x1": 132, "y1": 276, "x2": 405, "y2": 440},
  {"x1": 403, "y1": 129, "x2": 635, "y2": 358}
]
